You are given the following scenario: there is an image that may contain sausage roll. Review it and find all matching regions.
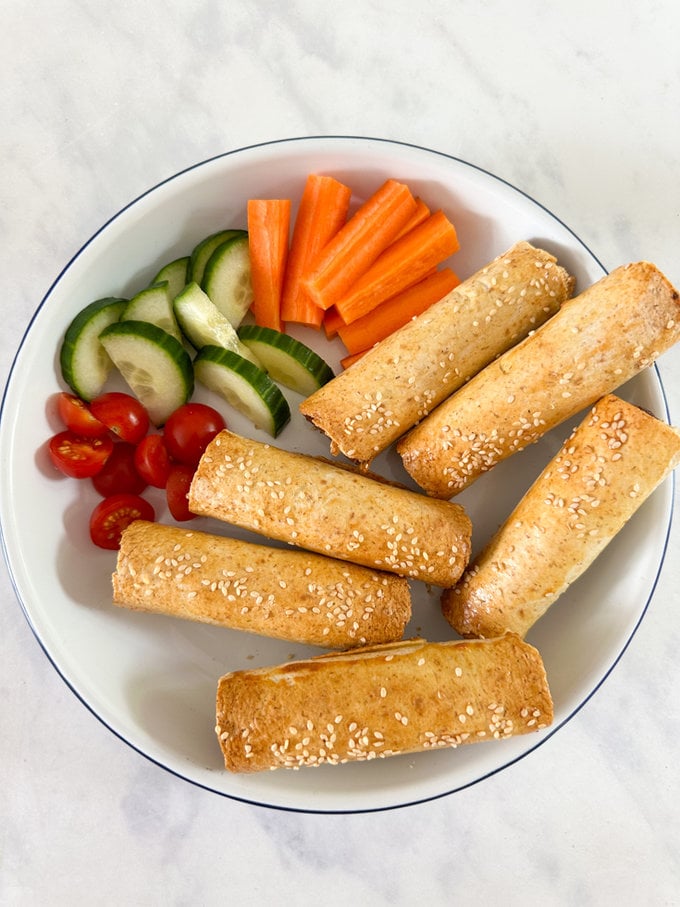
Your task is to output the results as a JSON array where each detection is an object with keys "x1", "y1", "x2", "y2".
[
  {"x1": 398, "y1": 261, "x2": 680, "y2": 498},
  {"x1": 188, "y1": 429, "x2": 472, "y2": 586},
  {"x1": 442, "y1": 395, "x2": 680, "y2": 639},
  {"x1": 113, "y1": 520, "x2": 411, "y2": 649},
  {"x1": 215, "y1": 633, "x2": 553, "y2": 772},
  {"x1": 299, "y1": 241, "x2": 574, "y2": 464}
]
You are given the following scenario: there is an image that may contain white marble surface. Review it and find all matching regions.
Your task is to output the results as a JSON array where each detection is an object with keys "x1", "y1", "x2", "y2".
[{"x1": 2, "y1": 2, "x2": 680, "y2": 903}]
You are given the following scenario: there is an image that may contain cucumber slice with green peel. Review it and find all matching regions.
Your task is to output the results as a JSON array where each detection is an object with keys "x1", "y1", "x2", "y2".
[
  {"x1": 122, "y1": 282, "x2": 184, "y2": 343},
  {"x1": 194, "y1": 345, "x2": 290, "y2": 437},
  {"x1": 174, "y1": 282, "x2": 260, "y2": 365},
  {"x1": 188, "y1": 229, "x2": 247, "y2": 286},
  {"x1": 59, "y1": 296, "x2": 127, "y2": 401},
  {"x1": 99, "y1": 320, "x2": 194, "y2": 426},
  {"x1": 151, "y1": 256, "x2": 189, "y2": 298},
  {"x1": 201, "y1": 234, "x2": 254, "y2": 327},
  {"x1": 237, "y1": 324, "x2": 335, "y2": 396}
]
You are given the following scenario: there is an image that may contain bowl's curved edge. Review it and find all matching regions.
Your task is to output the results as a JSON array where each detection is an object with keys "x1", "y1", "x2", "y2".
[{"x1": 0, "y1": 135, "x2": 673, "y2": 814}]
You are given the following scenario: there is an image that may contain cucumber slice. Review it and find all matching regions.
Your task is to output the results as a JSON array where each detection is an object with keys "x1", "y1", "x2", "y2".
[
  {"x1": 59, "y1": 297, "x2": 127, "y2": 401},
  {"x1": 99, "y1": 320, "x2": 194, "y2": 426},
  {"x1": 174, "y1": 282, "x2": 260, "y2": 365},
  {"x1": 122, "y1": 282, "x2": 184, "y2": 343},
  {"x1": 201, "y1": 234, "x2": 254, "y2": 327},
  {"x1": 194, "y1": 345, "x2": 290, "y2": 437},
  {"x1": 188, "y1": 229, "x2": 246, "y2": 286},
  {"x1": 237, "y1": 324, "x2": 335, "y2": 396},
  {"x1": 151, "y1": 256, "x2": 189, "y2": 298}
]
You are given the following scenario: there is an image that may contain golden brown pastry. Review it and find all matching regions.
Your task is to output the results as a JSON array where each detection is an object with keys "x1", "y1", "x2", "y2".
[
  {"x1": 398, "y1": 261, "x2": 680, "y2": 498},
  {"x1": 300, "y1": 241, "x2": 574, "y2": 464},
  {"x1": 188, "y1": 429, "x2": 472, "y2": 587},
  {"x1": 215, "y1": 633, "x2": 554, "y2": 772},
  {"x1": 113, "y1": 520, "x2": 411, "y2": 649},
  {"x1": 442, "y1": 395, "x2": 680, "y2": 639}
]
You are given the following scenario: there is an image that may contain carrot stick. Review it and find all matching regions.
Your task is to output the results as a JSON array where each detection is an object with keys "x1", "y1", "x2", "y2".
[
  {"x1": 337, "y1": 268, "x2": 460, "y2": 355},
  {"x1": 340, "y1": 350, "x2": 368, "y2": 369},
  {"x1": 281, "y1": 174, "x2": 352, "y2": 327},
  {"x1": 247, "y1": 199, "x2": 291, "y2": 331},
  {"x1": 392, "y1": 197, "x2": 431, "y2": 241},
  {"x1": 322, "y1": 305, "x2": 346, "y2": 340},
  {"x1": 334, "y1": 210, "x2": 459, "y2": 325},
  {"x1": 301, "y1": 179, "x2": 418, "y2": 311}
]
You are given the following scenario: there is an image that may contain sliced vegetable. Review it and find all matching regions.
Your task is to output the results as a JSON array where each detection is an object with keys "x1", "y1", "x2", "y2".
[
  {"x1": 237, "y1": 324, "x2": 334, "y2": 396},
  {"x1": 89, "y1": 493, "x2": 155, "y2": 550},
  {"x1": 163, "y1": 402, "x2": 226, "y2": 468},
  {"x1": 98, "y1": 320, "x2": 194, "y2": 427},
  {"x1": 334, "y1": 210, "x2": 460, "y2": 324},
  {"x1": 322, "y1": 306, "x2": 345, "y2": 340},
  {"x1": 193, "y1": 345, "x2": 290, "y2": 437},
  {"x1": 392, "y1": 196, "x2": 431, "y2": 241},
  {"x1": 174, "y1": 282, "x2": 260, "y2": 364},
  {"x1": 188, "y1": 228, "x2": 247, "y2": 286},
  {"x1": 48, "y1": 431, "x2": 114, "y2": 479},
  {"x1": 340, "y1": 350, "x2": 367, "y2": 370},
  {"x1": 301, "y1": 179, "x2": 417, "y2": 311},
  {"x1": 56, "y1": 392, "x2": 109, "y2": 438},
  {"x1": 337, "y1": 268, "x2": 461, "y2": 354},
  {"x1": 247, "y1": 199, "x2": 291, "y2": 331},
  {"x1": 90, "y1": 391, "x2": 150, "y2": 445},
  {"x1": 59, "y1": 297, "x2": 127, "y2": 401},
  {"x1": 134, "y1": 434, "x2": 172, "y2": 489},
  {"x1": 91, "y1": 442, "x2": 147, "y2": 497},
  {"x1": 201, "y1": 234, "x2": 254, "y2": 327},
  {"x1": 122, "y1": 282, "x2": 184, "y2": 343},
  {"x1": 150, "y1": 256, "x2": 190, "y2": 298},
  {"x1": 166, "y1": 464, "x2": 197, "y2": 522},
  {"x1": 280, "y1": 174, "x2": 351, "y2": 327}
]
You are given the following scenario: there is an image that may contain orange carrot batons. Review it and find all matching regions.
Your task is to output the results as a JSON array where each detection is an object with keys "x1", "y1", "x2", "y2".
[
  {"x1": 340, "y1": 350, "x2": 368, "y2": 369},
  {"x1": 247, "y1": 198, "x2": 291, "y2": 331},
  {"x1": 337, "y1": 268, "x2": 460, "y2": 355},
  {"x1": 334, "y1": 210, "x2": 460, "y2": 325},
  {"x1": 281, "y1": 174, "x2": 352, "y2": 327},
  {"x1": 301, "y1": 179, "x2": 418, "y2": 311},
  {"x1": 322, "y1": 305, "x2": 345, "y2": 340},
  {"x1": 392, "y1": 197, "x2": 431, "y2": 241}
]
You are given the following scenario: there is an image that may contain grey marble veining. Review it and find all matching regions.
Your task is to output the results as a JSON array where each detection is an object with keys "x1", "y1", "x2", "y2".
[{"x1": 2, "y1": 2, "x2": 680, "y2": 903}]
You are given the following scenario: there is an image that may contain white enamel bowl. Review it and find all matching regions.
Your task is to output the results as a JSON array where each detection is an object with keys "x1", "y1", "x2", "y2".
[{"x1": 0, "y1": 137, "x2": 672, "y2": 813}]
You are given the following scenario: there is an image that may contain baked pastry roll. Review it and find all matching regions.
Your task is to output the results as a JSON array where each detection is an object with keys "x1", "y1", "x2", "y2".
[
  {"x1": 442, "y1": 395, "x2": 680, "y2": 639},
  {"x1": 113, "y1": 520, "x2": 411, "y2": 649},
  {"x1": 299, "y1": 241, "x2": 574, "y2": 465},
  {"x1": 398, "y1": 261, "x2": 680, "y2": 498},
  {"x1": 215, "y1": 633, "x2": 553, "y2": 772},
  {"x1": 188, "y1": 430, "x2": 472, "y2": 587}
]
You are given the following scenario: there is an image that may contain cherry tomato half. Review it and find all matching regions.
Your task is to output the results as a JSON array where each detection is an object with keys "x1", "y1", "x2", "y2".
[
  {"x1": 166, "y1": 464, "x2": 197, "y2": 522},
  {"x1": 56, "y1": 392, "x2": 109, "y2": 438},
  {"x1": 134, "y1": 434, "x2": 172, "y2": 488},
  {"x1": 89, "y1": 493, "x2": 155, "y2": 550},
  {"x1": 90, "y1": 392, "x2": 150, "y2": 445},
  {"x1": 92, "y1": 442, "x2": 148, "y2": 497},
  {"x1": 163, "y1": 403, "x2": 226, "y2": 468},
  {"x1": 48, "y1": 431, "x2": 114, "y2": 479}
]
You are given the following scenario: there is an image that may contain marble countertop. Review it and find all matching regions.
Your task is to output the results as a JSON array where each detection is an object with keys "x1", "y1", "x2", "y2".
[{"x1": 2, "y1": 3, "x2": 679, "y2": 903}]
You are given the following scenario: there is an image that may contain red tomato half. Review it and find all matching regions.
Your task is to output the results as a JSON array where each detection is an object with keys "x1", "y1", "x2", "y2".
[
  {"x1": 166, "y1": 464, "x2": 197, "y2": 522},
  {"x1": 163, "y1": 403, "x2": 226, "y2": 468},
  {"x1": 134, "y1": 434, "x2": 172, "y2": 488},
  {"x1": 56, "y1": 392, "x2": 109, "y2": 438},
  {"x1": 92, "y1": 442, "x2": 147, "y2": 497},
  {"x1": 90, "y1": 392, "x2": 150, "y2": 444},
  {"x1": 48, "y1": 431, "x2": 114, "y2": 478},
  {"x1": 89, "y1": 493, "x2": 155, "y2": 550}
]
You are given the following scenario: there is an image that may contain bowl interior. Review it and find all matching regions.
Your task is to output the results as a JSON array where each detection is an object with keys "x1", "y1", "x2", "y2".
[{"x1": 0, "y1": 137, "x2": 671, "y2": 812}]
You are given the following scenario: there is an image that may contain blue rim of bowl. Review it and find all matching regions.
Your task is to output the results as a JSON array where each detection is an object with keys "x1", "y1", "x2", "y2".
[{"x1": 0, "y1": 135, "x2": 675, "y2": 814}]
